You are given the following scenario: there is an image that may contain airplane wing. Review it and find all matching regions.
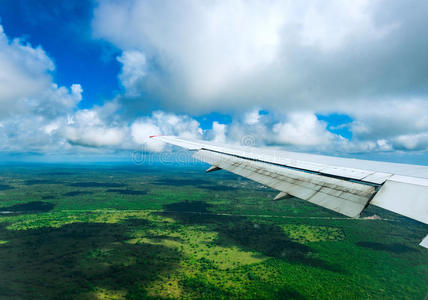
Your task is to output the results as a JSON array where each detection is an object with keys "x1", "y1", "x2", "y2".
[{"x1": 152, "y1": 135, "x2": 428, "y2": 248}]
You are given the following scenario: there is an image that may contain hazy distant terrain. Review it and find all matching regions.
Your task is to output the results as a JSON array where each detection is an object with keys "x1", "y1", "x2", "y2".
[{"x1": 0, "y1": 164, "x2": 427, "y2": 299}]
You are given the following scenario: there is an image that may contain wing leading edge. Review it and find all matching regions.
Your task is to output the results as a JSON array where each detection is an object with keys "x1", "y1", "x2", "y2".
[{"x1": 153, "y1": 136, "x2": 428, "y2": 248}]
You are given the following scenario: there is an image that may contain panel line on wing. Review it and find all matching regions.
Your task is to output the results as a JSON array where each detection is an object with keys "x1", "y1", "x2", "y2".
[
  {"x1": 200, "y1": 148, "x2": 381, "y2": 188},
  {"x1": 195, "y1": 149, "x2": 376, "y2": 218}
]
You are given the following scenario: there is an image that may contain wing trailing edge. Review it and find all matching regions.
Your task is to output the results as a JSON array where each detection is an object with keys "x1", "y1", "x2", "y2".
[{"x1": 195, "y1": 149, "x2": 376, "y2": 218}]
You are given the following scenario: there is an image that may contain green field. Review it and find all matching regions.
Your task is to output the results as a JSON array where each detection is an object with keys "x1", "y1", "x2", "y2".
[{"x1": 0, "y1": 163, "x2": 427, "y2": 299}]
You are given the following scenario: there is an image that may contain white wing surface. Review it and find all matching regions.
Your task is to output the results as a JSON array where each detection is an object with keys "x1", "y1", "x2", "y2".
[{"x1": 153, "y1": 136, "x2": 428, "y2": 248}]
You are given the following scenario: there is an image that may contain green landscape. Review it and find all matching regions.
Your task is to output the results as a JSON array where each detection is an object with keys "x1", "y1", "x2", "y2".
[{"x1": 0, "y1": 163, "x2": 427, "y2": 299}]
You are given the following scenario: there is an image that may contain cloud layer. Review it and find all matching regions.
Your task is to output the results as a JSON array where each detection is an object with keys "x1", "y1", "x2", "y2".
[
  {"x1": 93, "y1": 0, "x2": 428, "y2": 114},
  {"x1": 91, "y1": 0, "x2": 428, "y2": 156},
  {"x1": 0, "y1": 25, "x2": 83, "y2": 153},
  {"x1": 1, "y1": 0, "x2": 428, "y2": 161}
]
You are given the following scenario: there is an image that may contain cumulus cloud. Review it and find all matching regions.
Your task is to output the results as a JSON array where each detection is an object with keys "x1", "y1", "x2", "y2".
[
  {"x1": 349, "y1": 99, "x2": 428, "y2": 140},
  {"x1": 90, "y1": 0, "x2": 428, "y2": 157},
  {"x1": 93, "y1": 0, "x2": 428, "y2": 115},
  {"x1": 0, "y1": 24, "x2": 85, "y2": 153},
  {"x1": 0, "y1": 27, "x2": 47, "y2": 116},
  {"x1": 117, "y1": 50, "x2": 147, "y2": 96},
  {"x1": 244, "y1": 110, "x2": 261, "y2": 126},
  {"x1": 272, "y1": 113, "x2": 334, "y2": 147},
  {"x1": 65, "y1": 126, "x2": 125, "y2": 147},
  {"x1": 131, "y1": 121, "x2": 163, "y2": 152},
  {"x1": 1, "y1": 1, "x2": 428, "y2": 160},
  {"x1": 211, "y1": 121, "x2": 227, "y2": 143},
  {"x1": 131, "y1": 111, "x2": 204, "y2": 152},
  {"x1": 0, "y1": 25, "x2": 83, "y2": 118},
  {"x1": 0, "y1": 23, "x2": 138, "y2": 154},
  {"x1": 203, "y1": 109, "x2": 428, "y2": 154},
  {"x1": 392, "y1": 133, "x2": 428, "y2": 151},
  {"x1": 0, "y1": 23, "x2": 202, "y2": 154},
  {"x1": 63, "y1": 109, "x2": 126, "y2": 148}
]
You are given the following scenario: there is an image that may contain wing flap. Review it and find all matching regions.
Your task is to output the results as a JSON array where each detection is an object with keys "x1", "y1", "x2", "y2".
[{"x1": 194, "y1": 149, "x2": 376, "y2": 218}]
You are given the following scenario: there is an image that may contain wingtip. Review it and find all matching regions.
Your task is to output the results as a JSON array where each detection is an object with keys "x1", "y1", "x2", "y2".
[{"x1": 149, "y1": 135, "x2": 161, "y2": 138}]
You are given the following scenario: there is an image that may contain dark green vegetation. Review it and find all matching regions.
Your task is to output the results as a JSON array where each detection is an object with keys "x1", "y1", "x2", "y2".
[{"x1": 0, "y1": 163, "x2": 427, "y2": 299}]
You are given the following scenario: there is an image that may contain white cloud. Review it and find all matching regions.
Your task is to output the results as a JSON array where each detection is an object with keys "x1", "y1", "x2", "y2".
[
  {"x1": 211, "y1": 121, "x2": 227, "y2": 143},
  {"x1": 94, "y1": 0, "x2": 285, "y2": 105},
  {"x1": 298, "y1": 0, "x2": 394, "y2": 50},
  {"x1": 131, "y1": 121, "x2": 164, "y2": 152},
  {"x1": 1, "y1": 1, "x2": 428, "y2": 161},
  {"x1": 244, "y1": 110, "x2": 261, "y2": 125},
  {"x1": 71, "y1": 84, "x2": 83, "y2": 102},
  {"x1": 0, "y1": 25, "x2": 85, "y2": 153},
  {"x1": 393, "y1": 133, "x2": 428, "y2": 151},
  {"x1": 0, "y1": 24, "x2": 201, "y2": 154},
  {"x1": 92, "y1": 0, "x2": 425, "y2": 115},
  {"x1": 65, "y1": 126, "x2": 125, "y2": 148},
  {"x1": 208, "y1": 109, "x2": 424, "y2": 154},
  {"x1": 62, "y1": 109, "x2": 126, "y2": 148},
  {"x1": 117, "y1": 50, "x2": 147, "y2": 96},
  {"x1": 272, "y1": 113, "x2": 334, "y2": 146},
  {"x1": 348, "y1": 99, "x2": 428, "y2": 140},
  {"x1": 0, "y1": 25, "x2": 82, "y2": 119},
  {"x1": 92, "y1": 1, "x2": 428, "y2": 157},
  {"x1": 131, "y1": 111, "x2": 204, "y2": 152}
]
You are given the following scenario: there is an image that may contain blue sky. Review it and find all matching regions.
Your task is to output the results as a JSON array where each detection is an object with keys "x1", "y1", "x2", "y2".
[
  {"x1": 0, "y1": 0, "x2": 121, "y2": 107},
  {"x1": 0, "y1": 0, "x2": 427, "y2": 163}
]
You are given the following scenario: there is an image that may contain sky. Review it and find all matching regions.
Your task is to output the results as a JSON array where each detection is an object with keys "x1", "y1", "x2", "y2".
[{"x1": 0, "y1": 0, "x2": 428, "y2": 164}]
